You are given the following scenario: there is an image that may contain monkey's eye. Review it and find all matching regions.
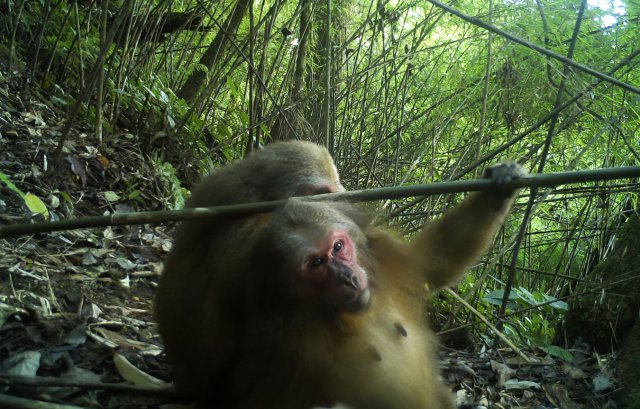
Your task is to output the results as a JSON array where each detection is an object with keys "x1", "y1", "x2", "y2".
[
  {"x1": 333, "y1": 240, "x2": 344, "y2": 254},
  {"x1": 310, "y1": 257, "x2": 325, "y2": 268}
]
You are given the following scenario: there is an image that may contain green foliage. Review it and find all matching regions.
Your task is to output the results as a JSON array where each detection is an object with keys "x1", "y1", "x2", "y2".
[
  {"x1": 154, "y1": 159, "x2": 188, "y2": 210},
  {"x1": 0, "y1": 170, "x2": 49, "y2": 219},
  {"x1": 482, "y1": 287, "x2": 568, "y2": 348},
  {"x1": 482, "y1": 287, "x2": 568, "y2": 314},
  {"x1": 142, "y1": 80, "x2": 185, "y2": 131},
  {"x1": 122, "y1": 180, "x2": 143, "y2": 204},
  {"x1": 0, "y1": 169, "x2": 25, "y2": 198},
  {"x1": 24, "y1": 193, "x2": 50, "y2": 219},
  {"x1": 539, "y1": 344, "x2": 573, "y2": 363},
  {"x1": 3, "y1": 0, "x2": 639, "y2": 365},
  {"x1": 627, "y1": 391, "x2": 640, "y2": 409}
]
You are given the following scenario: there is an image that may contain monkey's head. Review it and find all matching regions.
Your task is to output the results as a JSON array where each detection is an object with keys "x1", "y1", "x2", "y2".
[
  {"x1": 247, "y1": 141, "x2": 344, "y2": 199},
  {"x1": 252, "y1": 200, "x2": 370, "y2": 315}
]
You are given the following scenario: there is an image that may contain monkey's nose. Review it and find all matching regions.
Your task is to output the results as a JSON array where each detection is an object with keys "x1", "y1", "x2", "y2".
[{"x1": 337, "y1": 271, "x2": 358, "y2": 290}]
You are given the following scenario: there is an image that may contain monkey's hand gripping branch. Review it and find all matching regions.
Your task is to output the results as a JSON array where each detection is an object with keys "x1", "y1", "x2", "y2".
[{"x1": 483, "y1": 161, "x2": 530, "y2": 195}]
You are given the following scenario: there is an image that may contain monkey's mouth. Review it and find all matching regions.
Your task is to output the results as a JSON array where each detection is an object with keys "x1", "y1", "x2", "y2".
[{"x1": 346, "y1": 288, "x2": 371, "y2": 312}]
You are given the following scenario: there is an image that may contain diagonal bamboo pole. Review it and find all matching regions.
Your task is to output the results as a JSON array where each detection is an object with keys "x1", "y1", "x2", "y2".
[{"x1": 1, "y1": 166, "x2": 639, "y2": 238}]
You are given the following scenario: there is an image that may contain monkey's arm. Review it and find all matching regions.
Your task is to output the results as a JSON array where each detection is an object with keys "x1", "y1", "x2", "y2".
[{"x1": 410, "y1": 163, "x2": 527, "y2": 290}]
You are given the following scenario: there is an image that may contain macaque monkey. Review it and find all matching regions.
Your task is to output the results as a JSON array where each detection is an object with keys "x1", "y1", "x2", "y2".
[
  {"x1": 156, "y1": 141, "x2": 344, "y2": 400},
  {"x1": 156, "y1": 144, "x2": 527, "y2": 408}
]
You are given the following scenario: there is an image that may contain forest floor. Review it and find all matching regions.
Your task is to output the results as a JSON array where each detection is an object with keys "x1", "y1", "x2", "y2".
[{"x1": 0, "y1": 72, "x2": 619, "y2": 408}]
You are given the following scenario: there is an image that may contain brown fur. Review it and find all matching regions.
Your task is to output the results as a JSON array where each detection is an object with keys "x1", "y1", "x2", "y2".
[
  {"x1": 156, "y1": 142, "x2": 524, "y2": 409},
  {"x1": 156, "y1": 141, "x2": 344, "y2": 402}
]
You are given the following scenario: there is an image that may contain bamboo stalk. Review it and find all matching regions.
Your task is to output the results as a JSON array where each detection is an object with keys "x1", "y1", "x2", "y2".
[{"x1": 1, "y1": 166, "x2": 639, "y2": 238}]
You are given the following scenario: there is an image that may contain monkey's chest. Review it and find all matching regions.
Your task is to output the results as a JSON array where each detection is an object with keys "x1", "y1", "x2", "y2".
[{"x1": 324, "y1": 309, "x2": 446, "y2": 409}]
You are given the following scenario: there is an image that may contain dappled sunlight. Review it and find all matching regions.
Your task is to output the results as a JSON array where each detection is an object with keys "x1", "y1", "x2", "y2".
[{"x1": 588, "y1": 0, "x2": 626, "y2": 26}]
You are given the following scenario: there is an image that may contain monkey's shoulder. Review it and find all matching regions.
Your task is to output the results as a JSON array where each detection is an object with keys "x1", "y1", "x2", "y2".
[
  {"x1": 364, "y1": 227, "x2": 409, "y2": 259},
  {"x1": 362, "y1": 228, "x2": 426, "y2": 293}
]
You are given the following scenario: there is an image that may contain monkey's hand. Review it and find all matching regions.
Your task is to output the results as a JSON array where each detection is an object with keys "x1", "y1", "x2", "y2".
[{"x1": 482, "y1": 161, "x2": 528, "y2": 195}]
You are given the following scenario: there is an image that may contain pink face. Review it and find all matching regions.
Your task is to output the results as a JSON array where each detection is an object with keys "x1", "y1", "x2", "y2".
[{"x1": 298, "y1": 229, "x2": 370, "y2": 313}]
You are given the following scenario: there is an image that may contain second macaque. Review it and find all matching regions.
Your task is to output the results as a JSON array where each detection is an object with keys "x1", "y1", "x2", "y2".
[{"x1": 156, "y1": 142, "x2": 527, "y2": 409}]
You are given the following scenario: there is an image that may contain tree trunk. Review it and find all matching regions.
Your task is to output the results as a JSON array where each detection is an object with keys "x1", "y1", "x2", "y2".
[
  {"x1": 292, "y1": 0, "x2": 311, "y2": 100},
  {"x1": 556, "y1": 210, "x2": 640, "y2": 405},
  {"x1": 557, "y1": 211, "x2": 639, "y2": 351},
  {"x1": 269, "y1": 0, "x2": 313, "y2": 143},
  {"x1": 176, "y1": 0, "x2": 251, "y2": 102},
  {"x1": 618, "y1": 319, "x2": 640, "y2": 407},
  {"x1": 321, "y1": 0, "x2": 332, "y2": 153}
]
